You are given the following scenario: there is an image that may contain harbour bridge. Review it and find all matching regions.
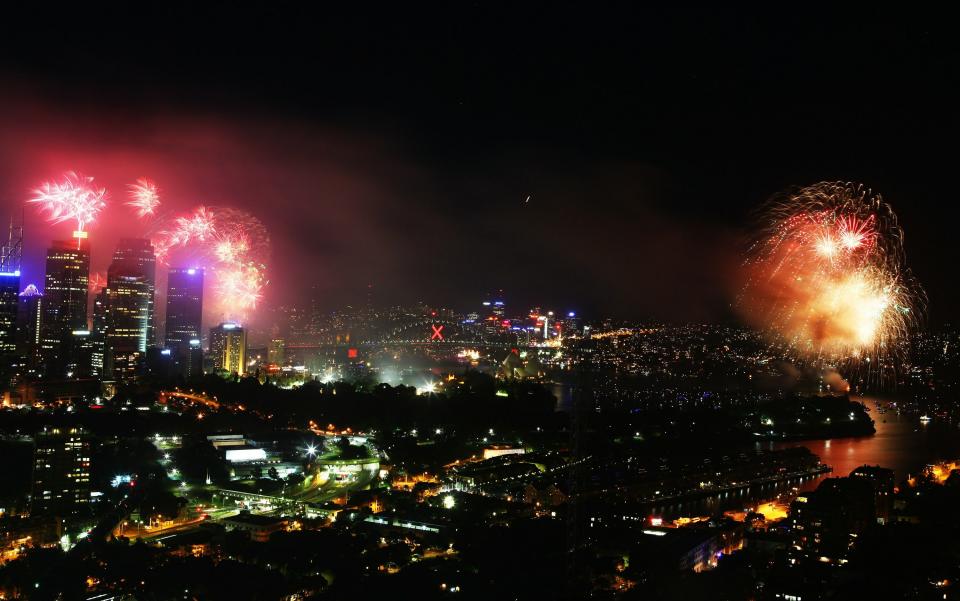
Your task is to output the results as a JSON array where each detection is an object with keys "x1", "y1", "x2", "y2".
[{"x1": 285, "y1": 316, "x2": 533, "y2": 352}]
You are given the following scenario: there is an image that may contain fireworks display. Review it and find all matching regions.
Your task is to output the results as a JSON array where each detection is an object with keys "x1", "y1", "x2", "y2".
[
  {"x1": 29, "y1": 171, "x2": 107, "y2": 237},
  {"x1": 29, "y1": 171, "x2": 270, "y2": 322},
  {"x1": 739, "y1": 182, "x2": 922, "y2": 363},
  {"x1": 127, "y1": 178, "x2": 161, "y2": 218},
  {"x1": 152, "y1": 205, "x2": 269, "y2": 319}
]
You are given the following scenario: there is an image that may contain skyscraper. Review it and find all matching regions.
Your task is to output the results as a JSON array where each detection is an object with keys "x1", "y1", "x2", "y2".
[
  {"x1": 95, "y1": 240, "x2": 155, "y2": 381},
  {"x1": 110, "y1": 239, "x2": 157, "y2": 345},
  {"x1": 0, "y1": 271, "x2": 20, "y2": 356},
  {"x1": 209, "y1": 322, "x2": 246, "y2": 375},
  {"x1": 17, "y1": 284, "x2": 42, "y2": 377},
  {"x1": 165, "y1": 267, "x2": 204, "y2": 377},
  {"x1": 0, "y1": 218, "x2": 22, "y2": 363},
  {"x1": 91, "y1": 287, "x2": 108, "y2": 377},
  {"x1": 104, "y1": 267, "x2": 151, "y2": 382},
  {"x1": 40, "y1": 240, "x2": 90, "y2": 378},
  {"x1": 165, "y1": 268, "x2": 203, "y2": 348},
  {"x1": 31, "y1": 426, "x2": 91, "y2": 517}
]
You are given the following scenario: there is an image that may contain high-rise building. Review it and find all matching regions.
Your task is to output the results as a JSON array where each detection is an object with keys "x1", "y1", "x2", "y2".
[
  {"x1": 31, "y1": 426, "x2": 92, "y2": 517},
  {"x1": 165, "y1": 267, "x2": 204, "y2": 377},
  {"x1": 209, "y1": 322, "x2": 246, "y2": 375},
  {"x1": 100, "y1": 241, "x2": 154, "y2": 381},
  {"x1": 90, "y1": 287, "x2": 109, "y2": 377},
  {"x1": 165, "y1": 267, "x2": 203, "y2": 349},
  {"x1": 111, "y1": 239, "x2": 157, "y2": 345},
  {"x1": 0, "y1": 270, "x2": 20, "y2": 356},
  {"x1": 186, "y1": 338, "x2": 203, "y2": 378},
  {"x1": 40, "y1": 240, "x2": 90, "y2": 378},
  {"x1": 16, "y1": 284, "x2": 43, "y2": 377},
  {"x1": 67, "y1": 329, "x2": 97, "y2": 379},
  {"x1": 104, "y1": 267, "x2": 151, "y2": 382},
  {"x1": 0, "y1": 217, "x2": 22, "y2": 361}
]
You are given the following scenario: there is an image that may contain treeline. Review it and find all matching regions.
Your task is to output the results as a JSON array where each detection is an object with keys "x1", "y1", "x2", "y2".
[{"x1": 129, "y1": 370, "x2": 561, "y2": 434}]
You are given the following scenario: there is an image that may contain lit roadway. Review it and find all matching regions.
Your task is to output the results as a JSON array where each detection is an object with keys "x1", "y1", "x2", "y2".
[
  {"x1": 115, "y1": 515, "x2": 208, "y2": 541},
  {"x1": 158, "y1": 390, "x2": 220, "y2": 410}
]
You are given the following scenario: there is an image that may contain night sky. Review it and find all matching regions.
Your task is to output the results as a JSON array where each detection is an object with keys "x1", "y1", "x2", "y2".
[{"x1": 0, "y1": 6, "x2": 957, "y2": 325}]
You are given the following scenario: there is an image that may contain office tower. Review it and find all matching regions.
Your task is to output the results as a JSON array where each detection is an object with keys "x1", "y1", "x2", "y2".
[
  {"x1": 209, "y1": 322, "x2": 246, "y2": 375},
  {"x1": 101, "y1": 241, "x2": 153, "y2": 381},
  {"x1": 104, "y1": 267, "x2": 151, "y2": 382},
  {"x1": 165, "y1": 268, "x2": 203, "y2": 349},
  {"x1": 40, "y1": 240, "x2": 90, "y2": 378},
  {"x1": 90, "y1": 287, "x2": 108, "y2": 377},
  {"x1": 482, "y1": 295, "x2": 506, "y2": 337},
  {"x1": 0, "y1": 218, "x2": 22, "y2": 360},
  {"x1": 111, "y1": 239, "x2": 157, "y2": 345},
  {"x1": 0, "y1": 272, "x2": 20, "y2": 356},
  {"x1": 17, "y1": 284, "x2": 42, "y2": 376},
  {"x1": 186, "y1": 338, "x2": 203, "y2": 378},
  {"x1": 165, "y1": 267, "x2": 204, "y2": 376},
  {"x1": 31, "y1": 426, "x2": 91, "y2": 516},
  {"x1": 267, "y1": 338, "x2": 285, "y2": 365},
  {"x1": 67, "y1": 329, "x2": 96, "y2": 378}
]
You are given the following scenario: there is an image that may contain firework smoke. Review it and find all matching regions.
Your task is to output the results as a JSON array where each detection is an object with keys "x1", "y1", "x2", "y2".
[{"x1": 738, "y1": 182, "x2": 923, "y2": 365}]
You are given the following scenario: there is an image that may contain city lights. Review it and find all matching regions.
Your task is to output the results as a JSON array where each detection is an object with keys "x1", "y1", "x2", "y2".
[{"x1": 0, "y1": 13, "x2": 950, "y2": 600}]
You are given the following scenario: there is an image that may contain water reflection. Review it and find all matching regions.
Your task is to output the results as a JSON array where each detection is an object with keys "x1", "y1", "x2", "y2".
[
  {"x1": 647, "y1": 396, "x2": 960, "y2": 519},
  {"x1": 771, "y1": 396, "x2": 960, "y2": 492}
]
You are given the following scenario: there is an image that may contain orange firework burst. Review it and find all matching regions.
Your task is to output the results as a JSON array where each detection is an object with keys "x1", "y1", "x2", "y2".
[
  {"x1": 213, "y1": 233, "x2": 250, "y2": 263},
  {"x1": 739, "y1": 182, "x2": 923, "y2": 363},
  {"x1": 216, "y1": 262, "x2": 265, "y2": 313}
]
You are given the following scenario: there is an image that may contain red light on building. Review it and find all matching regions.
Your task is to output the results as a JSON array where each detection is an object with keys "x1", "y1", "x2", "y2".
[
  {"x1": 347, "y1": 348, "x2": 358, "y2": 359},
  {"x1": 431, "y1": 324, "x2": 445, "y2": 340}
]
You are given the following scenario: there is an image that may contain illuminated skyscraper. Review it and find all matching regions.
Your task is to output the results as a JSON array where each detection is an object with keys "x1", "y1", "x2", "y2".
[
  {"x1": 90, "y1": 288, "x2": 109, "y2": 377},
  {"x1": 17, "y1": 285, "x2": 42, "y2": 374},
  {"x1": 111, "y1": 239, "x2": 157, "y2": 345},
  {"x1": 165, "y1": 267, "x2": 204, "y2": 377},
  {"x1": 0, "y1": 218, "x2": 22, "y2": 361},
  {"x1": 209, "y1": 322, "x2": 246, "y2": 375},
  {"x1": 0, "y1": 271, "x2": 20, "y2": 357},
  {"x1": 100, "y1": 240, "x2": 154, "y2": 381},
  {"x1": 40, "y1": 240, "x2": 90, "y2": 378},
  {"x1": 104, "y1": 265, "x2": 151, "y2": 382},
  {"x1": 165, "y1": 268, "x2": 203, "y2": 349}
]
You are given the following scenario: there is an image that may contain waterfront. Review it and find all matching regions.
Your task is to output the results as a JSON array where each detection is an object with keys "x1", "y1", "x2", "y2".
[
  {"x1": 772, "y1": 396, "x2": 960, "y2": 491},
  {"x1": 645, "y1": 396, "x2": 960, "y2": 519}
]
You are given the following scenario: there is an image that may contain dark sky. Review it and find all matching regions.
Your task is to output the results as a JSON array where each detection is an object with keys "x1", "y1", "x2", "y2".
[{"x1": 0, "y1": 5, "x2": 957, "y2": 325}]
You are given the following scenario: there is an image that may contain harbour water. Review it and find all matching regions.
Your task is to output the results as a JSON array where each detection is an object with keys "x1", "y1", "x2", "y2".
[
  {"x1": 771, "y1": 396, "x2": 960, "y2": 491},
  {"x1": 649, "y1": 396, "x2": 960, "y2": 519}
]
